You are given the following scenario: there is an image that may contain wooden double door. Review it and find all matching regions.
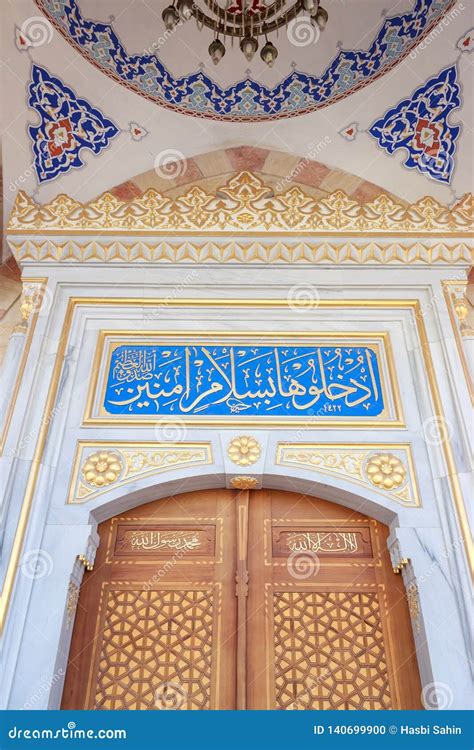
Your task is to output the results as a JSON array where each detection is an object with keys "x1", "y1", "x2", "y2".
[{"x1": 63, "y1": 489, "x2": 421, "y2": 710}]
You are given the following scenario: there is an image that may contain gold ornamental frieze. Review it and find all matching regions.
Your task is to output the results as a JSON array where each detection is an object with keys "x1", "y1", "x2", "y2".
[
  {"x1": 69, "y1": 442, "x2": 213, "y2": 504},
  {"x1": 8, "y1": 238, "x2": 472, "y2": 265},
  {"x1": 276, "y1": 443, "x2": 420, "y2": 507},
  {"x1": 7, "y1": 171, "x2": 473, "y2": 236}
]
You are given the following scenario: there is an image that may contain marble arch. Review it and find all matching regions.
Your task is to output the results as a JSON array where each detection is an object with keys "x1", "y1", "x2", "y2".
[{"x1": 106, "y1": 146, "x2": 404, "y2": 205}]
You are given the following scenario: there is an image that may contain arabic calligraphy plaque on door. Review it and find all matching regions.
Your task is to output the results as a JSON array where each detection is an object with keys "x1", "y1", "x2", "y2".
[
  {"x1": 95, "y1": 338, "x2": 393, "y2": 423},
  {"x1": 272, "y1": 527, "x2": 373, "y2": 558},
  {"x1": 114, "y1": 525, "x2": 215, "y2": 557}
]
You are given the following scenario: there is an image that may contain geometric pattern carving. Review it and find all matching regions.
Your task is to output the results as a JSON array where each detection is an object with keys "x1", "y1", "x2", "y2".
[
  {"x1": 273, "y1": 591, "x2": 391, "y2": 710},
  {"x1": 7, "y1": 238, "x2": 473, "y2": 267},
  {"x1": 8, "y1": 172, "x2": 473, "y2": 235},
  {"x1": 94, "y1": 588, "x2": 214, "y2": 710}
]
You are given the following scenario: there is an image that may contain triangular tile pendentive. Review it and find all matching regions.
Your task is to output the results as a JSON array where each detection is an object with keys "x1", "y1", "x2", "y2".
[
  {"x1": 28, "y1": 64, "x2": 119, "y2": 183},
  {"x1": 369, "y1": 65, "x2": 461, "y2": 184}
]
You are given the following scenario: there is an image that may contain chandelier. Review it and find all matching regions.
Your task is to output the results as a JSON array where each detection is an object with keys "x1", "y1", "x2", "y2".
[{"x1": 161, "y1": 0, "x2": 329, "y2": 66}]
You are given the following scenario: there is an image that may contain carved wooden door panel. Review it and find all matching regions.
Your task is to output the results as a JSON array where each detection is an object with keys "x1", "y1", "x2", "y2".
[
  {"x1": 246, "y1": 489, "x2": 421, "y2": 709},
  {"x1": 62, "y1": 489, "x2": 237, "y2": 710},
  {"x1": 63, "y1": 488, "x2": 421, "y2": 710}
]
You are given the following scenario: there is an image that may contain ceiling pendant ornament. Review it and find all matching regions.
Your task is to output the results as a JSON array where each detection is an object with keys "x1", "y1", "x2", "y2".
[
  {"x1": 8, "y1": 171, "x2": 473, "y2": 235},
  {"x1": 369, "y1": 65, "x2": 461, "y2": 184},
  {"x1": 161, "y1": 0, "x2": 328, "y2": 67},
  {"x1": 33, "y1": 0, "x2": 456, "y2": 121},
  {"x1": 28, "y1": 65, "x2": 119, "y2": 183}
]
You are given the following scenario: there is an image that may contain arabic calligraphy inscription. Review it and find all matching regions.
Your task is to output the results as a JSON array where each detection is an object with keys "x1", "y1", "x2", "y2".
[
  {"x1": 272, "y1": 528, "x2": 373, "y2": 558},
  {"x1": 114, "y1": 525, "x2": 215, "y2": 557},
  {"x1": 103, "y1": 344, "x2": 385, "y2": 419}
]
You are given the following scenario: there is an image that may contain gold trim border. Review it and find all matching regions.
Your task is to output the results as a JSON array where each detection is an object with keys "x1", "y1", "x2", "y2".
[
  {"x1": 0, "y1": 297, "x2": 472, "y2": 634},
  {"x1": 0, "y1": 279, "x2": 48, "y2": 455},
  {"x1": 84, "y1": 331, "x2": 403, "y2": 428},
  {"x1": 7, "y1": 172, "x2": 474, "y2": 236},
  {"x1": 67, "y1": 441, "x2": 213, "y2": 504},
  {"x1": 442, "y1": 280, "x2": 473, "y2": 404},
  {"x1": 7, "y1": 238, "x2": 473, "y2": 265},
  {"x1": 276, "y1": 442, "x2": 421, "y2": 508}
]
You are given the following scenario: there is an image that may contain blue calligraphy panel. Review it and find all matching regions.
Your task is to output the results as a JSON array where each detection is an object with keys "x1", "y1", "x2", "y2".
[{"x1": 103, "y1": 344, "x2": 385, "y2": 419}]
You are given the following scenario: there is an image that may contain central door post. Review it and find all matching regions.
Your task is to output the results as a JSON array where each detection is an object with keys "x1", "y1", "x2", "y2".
[{"x1": 235, "y1": 489, "x2": 250, "y2": 710}]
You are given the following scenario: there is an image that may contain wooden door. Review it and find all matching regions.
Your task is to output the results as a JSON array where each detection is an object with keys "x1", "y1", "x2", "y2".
[
  {"x1": 246, "y1": 489, "x2": 421, "y2": 709},
  {"x1": 63, "y1": 488, "x2": 421, "y2": 709},
  {"x1": 62, "y1": 489, "x2": 237, "y2": 709}
]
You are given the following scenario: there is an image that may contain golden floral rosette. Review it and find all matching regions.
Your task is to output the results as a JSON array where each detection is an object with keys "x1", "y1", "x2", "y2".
[
  {"x1": 365, "y1": 453, "x2": 406, "y2": 490},
  {"x1": 227, "y1": 436, "x2": 261, "y2": 466},
  {"x1": 81, "y1": 451, "x2": 123, "y2": 487}
]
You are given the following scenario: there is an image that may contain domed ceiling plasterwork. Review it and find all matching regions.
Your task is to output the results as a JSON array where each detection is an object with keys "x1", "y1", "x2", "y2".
[
  {"x1": 3, "y1": 0, "x2": 471, "y2": 212},
  {"x1": 34, "y1": 0, "x2": 456, "y2": 121}
]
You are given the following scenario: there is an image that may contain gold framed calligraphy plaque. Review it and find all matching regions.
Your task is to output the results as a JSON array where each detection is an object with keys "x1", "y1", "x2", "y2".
[
  {"x1": 84, "y1": 332, "x2": 403, "y2": 427},
  {"x1": 272, "y1": 527, "x2": 373, "y2": 558},
  {"x1": 114, "y1": 525, "x2": 216, "y2": 558}
]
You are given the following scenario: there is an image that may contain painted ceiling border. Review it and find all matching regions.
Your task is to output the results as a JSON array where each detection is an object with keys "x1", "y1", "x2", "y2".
[{"x1": 34, "y1": 0, "x2": 456, "y2": 122}]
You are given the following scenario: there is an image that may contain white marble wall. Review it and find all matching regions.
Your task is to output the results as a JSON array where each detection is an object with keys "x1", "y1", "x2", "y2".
[{"x1": 0, "y1": 262, "x2": 472, "y2": 709}]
